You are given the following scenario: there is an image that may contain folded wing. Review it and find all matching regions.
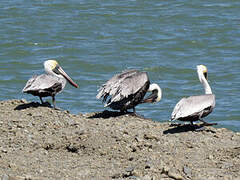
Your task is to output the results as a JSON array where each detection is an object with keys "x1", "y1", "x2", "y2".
[
  {"x1": 171, "y1": 94, "x2": 215, "y2": 120},
  {"x1": 22, "y1": 74, "x2": 62, "y2": 94},
  {"x1": 96, "y1": 70, "x2": 149, "y2": 106}
]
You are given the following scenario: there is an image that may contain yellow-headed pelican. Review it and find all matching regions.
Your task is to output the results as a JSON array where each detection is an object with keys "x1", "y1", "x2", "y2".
[{"x1": 22, "y1": 60, "x2": 78, "y2": 109}]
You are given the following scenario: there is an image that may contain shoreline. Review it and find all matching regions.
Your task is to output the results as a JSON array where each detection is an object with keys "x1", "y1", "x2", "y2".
[{"x1": 0, "y1": 99, "x2": 240, "y2": 179}]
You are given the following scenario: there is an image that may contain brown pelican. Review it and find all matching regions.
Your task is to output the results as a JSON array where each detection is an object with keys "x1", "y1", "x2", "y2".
[
  {"x1": 96, "y1": 69, "x2": 162, "y2": 115},
  {"x1": 22, "y1": 60, "x2": 79, "y2": 109},
  {"x1": 171, "y1": 65, "x2": 217, "y2": 126}
]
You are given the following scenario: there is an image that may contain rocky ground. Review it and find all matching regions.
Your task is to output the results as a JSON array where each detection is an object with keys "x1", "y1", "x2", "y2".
[{"x1": 0, "y1": 99, "x2": 240, "y2": 180}]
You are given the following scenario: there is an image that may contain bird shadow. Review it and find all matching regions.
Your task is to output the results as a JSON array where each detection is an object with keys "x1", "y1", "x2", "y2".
[
  {"x1": 88, "y1": 110, "x2": 126, "y2": 119},
  {"x1": 14, "y1": 102, "x2": 52, "y2": 110},
  {"x1": 163, "y1": 123, "x2": 216, "y2": 134},
  {"x1": 88, "y1": 110, "x2": 151, "y2": 120}
]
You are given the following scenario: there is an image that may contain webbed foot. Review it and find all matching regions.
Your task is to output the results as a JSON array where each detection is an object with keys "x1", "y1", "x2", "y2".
[
  {"x1": 53, "y1": 106, "x2": 62, "y2": 111},
  {"x1": 199, "y1": 119, "x2": 217, "y2": 126}
]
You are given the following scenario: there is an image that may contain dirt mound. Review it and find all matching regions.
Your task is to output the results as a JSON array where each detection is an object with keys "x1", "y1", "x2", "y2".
[{"x1": 0, "y1": 99, "x2": 240, "y2": 179}]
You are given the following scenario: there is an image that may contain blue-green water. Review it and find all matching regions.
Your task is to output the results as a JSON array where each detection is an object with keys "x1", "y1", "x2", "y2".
[{"x1": 1, "y1": 0, "x2": 240, "y2": 131}]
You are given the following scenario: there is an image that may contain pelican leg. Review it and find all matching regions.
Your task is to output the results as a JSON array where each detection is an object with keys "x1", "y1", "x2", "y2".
[
  {"x1": 120, "y1": 109, "x2": 128, "y2": 116},
  {"x1": 130, "y1": 107, "x2": 146, "y2": 119},
  {"x1": 189, "y1": 121, "x2": 205, "y2": 131},
  {"x1": 39, "y1": 96, "x2": 44, "y2": 104},
  {"x1": 120, "y1": 109, "x2": 127, "y2": 113},
  {"x1": 38, "y1": 96, "x2": 51, "y2": 107},
  {"x1": 52, "y1": 95, "x2": 60, "y2": 110}
]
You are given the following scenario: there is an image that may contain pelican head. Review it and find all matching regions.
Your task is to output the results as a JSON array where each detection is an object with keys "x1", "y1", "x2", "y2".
[
  {"x1": 142, "y1": 83, "x2": 162, "y2": 103},
  {"x1": 197, "y1": 64, "x2": 212, "y2": 94},
  {"x1": 44, "y1": 60, "x2": 79, "y2": 88},
  {"x1": 197, "y1": 64, "x2": 208, "y2": 83}
]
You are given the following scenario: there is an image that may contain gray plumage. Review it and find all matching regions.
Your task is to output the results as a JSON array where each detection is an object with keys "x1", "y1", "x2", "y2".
[
  {"x1": 171, "y1": 94, "x2": 215, "y2": 122},
  {"x1": 171, "y1": 64, "x2": 216, "y2": 125},
  {"x1": 96, "y1": 70, "x2": 150, "y2": 112},
  {"x1": 22, "y1": 74, "x2": 66, "y2": 97},
  {"x1": 22, "y1": 59, "x2": 78, "y2": 109}
]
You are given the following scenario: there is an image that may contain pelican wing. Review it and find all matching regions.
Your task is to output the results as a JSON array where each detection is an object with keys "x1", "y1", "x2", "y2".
[
  {"x1": 96, "y1": 70, "x2": 149, "y2": 105},
  {"x1": 171, "y1": 94, "x2": 215, "y2": 120},
  {"x1": 22, "y1": 74, "x2": 61, "y2": 92}
]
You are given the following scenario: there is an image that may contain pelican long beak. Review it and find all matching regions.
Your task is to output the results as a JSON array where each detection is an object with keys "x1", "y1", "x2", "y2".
[
  {"x1": 142, "y1": 90, "x2": 158, "y2": 103},
  {"x1": 203, "y1": 71, "x2": 208, "y2": 80},
  {"x1": 56, "y1": 66, "x2": 79, "y2": 88}
]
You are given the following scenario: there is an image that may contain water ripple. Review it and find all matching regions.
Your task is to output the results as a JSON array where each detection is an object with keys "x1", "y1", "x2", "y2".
[{"x1": 0, "y1": 0, "x2": 240, "y2": 131}]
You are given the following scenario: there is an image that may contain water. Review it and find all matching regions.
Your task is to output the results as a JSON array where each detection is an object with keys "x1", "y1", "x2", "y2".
[{"x1": 1, "y1": 0, "x2": 240, "y2": 131}]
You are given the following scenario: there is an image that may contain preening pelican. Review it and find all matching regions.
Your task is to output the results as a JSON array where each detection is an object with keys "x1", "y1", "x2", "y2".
[
  {"x1": 22, "y1": 60, "x2": 79, "y2": 109},
  {"x1": 171, "y1": 65, "x2": 216, "y2": 126},
  {"x1": 96, "y1": 69, "x2": 162, "y2": 115}
]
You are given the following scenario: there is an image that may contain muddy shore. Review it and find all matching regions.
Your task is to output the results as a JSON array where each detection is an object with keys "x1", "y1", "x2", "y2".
[{"x1": 0, "y1": 99, "x2": 239, "y2": 180}]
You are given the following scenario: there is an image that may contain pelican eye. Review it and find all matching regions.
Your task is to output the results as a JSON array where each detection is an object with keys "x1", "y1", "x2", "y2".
[
  {"x1": 152, "y1": 89, "x2": 159, "y2": 101},
  {"x1": 53, "y1": 65, "x2": 60, "y2": 75},
  {"x1": 203, "y1": 72, "x2": 208, "y2": 80},
  {"x1": 152, "y1": 89, "x2": 158, "y2": 94}
]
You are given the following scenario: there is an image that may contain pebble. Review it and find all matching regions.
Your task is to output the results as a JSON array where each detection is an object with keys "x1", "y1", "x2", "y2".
[
  {"x1": 125, "y1": 166, "x2": 134, "y2": 173},
  {"x1": 168, "y1": 170, "x2": 184, "y2": 180},
  {"x1": 20, "y1": 99, "x2": 28, "y2": 103},
  {"x1": 2, "y1": 175, "x2": 26, "y2": 180},
  {"x1": 68, "y1": 119, "x2": 77, "y2": 126},
  {"x1": 183, "y1": 166, "x2": 191, "y2": 175},
  {"x1": 145, "y1": 161, "x2": 152, "y2": 169},
  {"x1": 213, "y1": 134, "x2": 220, "y2": 138},
  {"x1": 111, "y1": 173, "x2": 120, "y2": 179},
  {"x1": 142, "y1": 175, "x2": 152, "y2": 180},
  {"x1": 1, "y1": 148, "x2": 7, "y2": 153},
  {"x1": 132, "y1": 169, "x2": 142, "y2": 177},
  {"x1": 162, "y1": 166, "x2": 169, "y2": 174},
  {"x1": 129, "y1": 157, "x2": 134, "y2": 161},
  {"x1": 1, "y1": 175, "x2": 9, "y2": 180},
  {"x1": 223, "y1": 175, "x2": 233, "y2": 180},
  {"x1": 128, "y1": 175, "x2": 138, "y2": 179},
  {"x1": 144, "y1": 134, "x2": 159, "y2": 141}
]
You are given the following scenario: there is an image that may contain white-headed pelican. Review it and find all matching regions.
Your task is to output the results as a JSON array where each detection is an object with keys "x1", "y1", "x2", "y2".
[
  {"x1": 96, "y1": 69, "x2": 162, "y2": 115},
  {"x1": 171, "y1": 65, "x2": 216, "y2": 126}
]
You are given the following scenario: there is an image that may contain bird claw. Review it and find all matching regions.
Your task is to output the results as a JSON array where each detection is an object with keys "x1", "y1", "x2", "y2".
[
  {"x1": 41, "y1": 101, "x2": 51, "y2": 107},
  {"x1": 192, "y1": 125, "x2": 205, "y2": 131},
  {"x1": 170, "y1": 123, "x2": 182, "y2": 127},
  {"x1": 129, "y1": 112, "x2": 146, "y2": 119},
  {"x1": 192, "y1": 122, "x2": 217, "y2": 131},
  {"x1": 53, "y1": 106, "x2": 62, "y2": 111},
  {"x1": 199, "y1": 119, "x2": 218, "y2": 126},
  {"x1": 201, "y1": 122, "x2": 218, "y2": 126}
]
